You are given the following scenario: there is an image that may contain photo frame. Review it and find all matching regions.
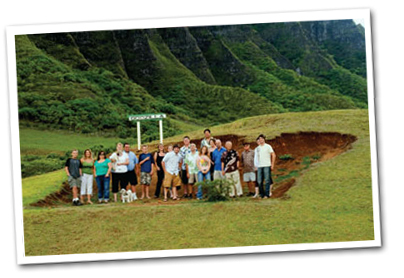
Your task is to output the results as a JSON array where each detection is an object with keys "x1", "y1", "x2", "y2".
[{"x1": 6, "y1": 8, "x2": 380, "y2": 265}]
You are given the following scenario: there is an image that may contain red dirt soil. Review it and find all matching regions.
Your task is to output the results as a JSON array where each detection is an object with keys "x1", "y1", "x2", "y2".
[{"x1": 30, "y1": 132, "x2": 356, "y2": 207}]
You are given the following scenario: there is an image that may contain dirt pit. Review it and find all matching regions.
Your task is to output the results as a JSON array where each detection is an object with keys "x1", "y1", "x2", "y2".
[{"x1": 31, "y1": 132, "x2": 356, "y2": 207}]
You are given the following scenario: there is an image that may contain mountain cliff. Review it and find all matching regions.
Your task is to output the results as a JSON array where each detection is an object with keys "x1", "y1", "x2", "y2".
[{"x1": 16, "y1": 19, "x2": 367, "y2": 140}]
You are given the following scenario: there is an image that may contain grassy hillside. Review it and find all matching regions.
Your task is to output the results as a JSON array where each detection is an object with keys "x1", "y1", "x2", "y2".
[
  {"x1": 16, "y1": 20, "x2": 368, "y2": 140},
  {"x1": 17, "y1": 20, "x2": 369, "y2": 178},
  {"x1": 21, "y1": 109, "x2": 375, "y2": 255},
  {"x1": 19, "y1": 128, "x2": 135, "y2": 178}
]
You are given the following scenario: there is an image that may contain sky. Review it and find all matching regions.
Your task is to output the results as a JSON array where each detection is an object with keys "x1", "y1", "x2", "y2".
[{"x1": 354, "y1": 18, "x2": 365, "y2": 26}]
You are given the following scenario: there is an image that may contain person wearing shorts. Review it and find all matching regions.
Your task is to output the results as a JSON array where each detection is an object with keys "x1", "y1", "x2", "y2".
[
  {"x1": 123, "y1": 143, "x2": 138, "y2": 201},
  {"x1": 109, "y1": 143, "x2": 129, "y2": 202},
  {"x1": 65, "y1": 149, "x2": 83, "y2": 206},
  {"x1": 162, "y1": 144, "x2": 182, "y2": 201},
  {"x1": 184, "y1": 143, "x2": 199, "y2": 199},
  {"x1": 241, "y1": 142, "x2": 257, "y2": 197},
  {"x1": 139, "y1": 145, "x2": 154, "y2": 199}
]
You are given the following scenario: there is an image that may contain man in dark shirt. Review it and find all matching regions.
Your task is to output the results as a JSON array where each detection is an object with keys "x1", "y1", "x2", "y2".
[
  {"x1": 65, "y1": 149, "x2": 83, "y2": 206},
  {"x1": 221, "y1": 141, "x2": 243, "y2": 197}
]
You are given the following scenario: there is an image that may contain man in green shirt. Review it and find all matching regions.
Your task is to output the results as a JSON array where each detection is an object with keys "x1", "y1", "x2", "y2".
[{"x1": 185, "y1": 143, "x2": 199, "y2": 199}]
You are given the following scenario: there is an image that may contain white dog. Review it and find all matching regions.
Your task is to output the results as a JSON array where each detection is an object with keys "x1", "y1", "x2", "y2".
[
  {"x1": 120, "y1": 189, "x2": 131, "y2": 203},
  {"x1": 127, "y1": 189, "x2": 135, "y2": 202}
]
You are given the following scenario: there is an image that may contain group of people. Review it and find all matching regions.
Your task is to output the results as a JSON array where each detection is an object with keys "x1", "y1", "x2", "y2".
[{"x1": 64, "y1": 129, "x2": 276, "y2": 206}]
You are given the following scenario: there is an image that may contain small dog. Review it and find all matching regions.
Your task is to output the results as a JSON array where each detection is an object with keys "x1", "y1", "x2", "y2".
[
  {"x1": 120, "y1": 189, "x2": 131, "y2": 203},
  {"x1": 127, "y1": 189, "x2": 134, "y2": 202}
]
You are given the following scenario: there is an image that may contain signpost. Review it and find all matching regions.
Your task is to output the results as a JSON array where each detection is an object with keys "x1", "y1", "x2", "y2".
[{"x1": 128, "y1": 113, "x2": 167, "y2": 150}]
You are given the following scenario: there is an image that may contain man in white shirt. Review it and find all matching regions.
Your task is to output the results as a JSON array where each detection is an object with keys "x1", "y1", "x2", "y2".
[{"x1": 256, "y1": 134, "x2": 276, "y2": 198}]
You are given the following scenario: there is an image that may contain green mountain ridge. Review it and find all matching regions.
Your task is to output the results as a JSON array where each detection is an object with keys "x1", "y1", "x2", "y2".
[{"x1": 16, "y1": 19, "x2": 367, "y2": 140}]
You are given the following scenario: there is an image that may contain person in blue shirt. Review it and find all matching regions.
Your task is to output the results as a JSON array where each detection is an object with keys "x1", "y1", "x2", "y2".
[
  {"x1": 211, "y1": 139, "x2": 227, "y2": 180},
  {"x1": 123, "y1": 143, "x2": 138, "y2": 200},
  {"x1": 139, "y1": 145, "x2": 154, "y2": 199}
]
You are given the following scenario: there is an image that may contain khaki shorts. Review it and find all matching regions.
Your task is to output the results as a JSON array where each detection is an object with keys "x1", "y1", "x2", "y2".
[
  {"x1": 68, "y1": 176, "x2": 81, "y2": 188},
  {"x1": 188, "y1": 173, "x2": 198, "y2": 184},
  {"x1": 243, "y1": 172, "x2": 256, "y2": 182},
  {"x1": 163, "y1": 172, "x2": 182, "y2": 188}
]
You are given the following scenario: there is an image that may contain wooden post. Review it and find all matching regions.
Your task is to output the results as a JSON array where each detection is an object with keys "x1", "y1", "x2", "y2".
[
  {"x1": 159, "y1": 120, "x2": 163, "y2": 144},
  {"x1": 137, "y1": 121, "x2": 141, "y2": 150}
]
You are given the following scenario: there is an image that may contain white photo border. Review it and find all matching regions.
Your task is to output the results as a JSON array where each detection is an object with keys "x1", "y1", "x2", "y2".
[{"x1": 6, "y1": 8, "x2": 380, "y2": 265}]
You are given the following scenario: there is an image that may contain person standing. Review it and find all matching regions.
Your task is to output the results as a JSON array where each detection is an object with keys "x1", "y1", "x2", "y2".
[
  {"x1": 94, "y1": 151, "x2": 112, "y2": 203},
  {"x1": 179, "y1": 136, "x2": 193, "y2": 198},
  {"x1": 221, "y1": 141, "x2": 243, "y2": 198},
  {"x1": 109, "y1": 143, "x2": 129, "y2": 202},
  {"x1": 153, "y1": 143, "x2": 166, "y2": 198},
  {"x1": 138, "y1": 145, "x2": 154, "y2": 199},
  {"x1": 65, "y1": 149, "x2": 83, "y2": 206},
  {"x1": 196, "y1": 145, "x2": 211, "y2": 200},
  {"x1": 184, "y1": 143, "x2": 199, "y2": 199},
  {"x1": 253, "y1": 137, "x2": 261, "y2": 198},
  {"x1": 241, "y1": 142, "x2": 257, "y2": 197},
  {"x1": 162, "y1": 144, "x2": 182, "y2": 201},
  {"x1": 211, "y1": 139, "x2": 226, "y2": 180},
  {"x1": 208, "y1": 138, "x2": 216, "y2": 181},
  {"x1": 80, "y1": 149, "x2": 95, "y2": 204},
  {"x1": 200, "y1": 129, "x2": 215, "y2": 149},
  {"x1": 256, "y1": 134, "x2": 276, "y2": 199},
  {"x1": 123, "y1": 143, "x2": 138, "y2": 201}
]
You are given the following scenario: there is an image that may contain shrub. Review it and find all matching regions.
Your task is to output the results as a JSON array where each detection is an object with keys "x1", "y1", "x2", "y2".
[
  {"x1": 196, "y1": 178, "x2": 233, "y2": 202},
  {"x1": 46, "y1": 153, "x2": 62, "y2": 159},
  {"x1": 279, "y1": 154, "x2": 294, "y2": 160},
  {"x1": 312, "y1": 154, "x2": 321, "y2": 160},
  {"x1": 21, "y1": 158, "x2": 64, "y2": 178},
  {"x1": 302, "y1": 156, "x2": 312, "y2": 168}
]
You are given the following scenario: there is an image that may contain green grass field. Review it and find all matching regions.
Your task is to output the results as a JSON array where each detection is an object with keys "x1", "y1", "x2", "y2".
[
  {"x1": 21, "y1": 109, "x2": 375, "y2": 256},
  {"x1": 19, "y1": 128, "x2": 125, "y2": 155}
]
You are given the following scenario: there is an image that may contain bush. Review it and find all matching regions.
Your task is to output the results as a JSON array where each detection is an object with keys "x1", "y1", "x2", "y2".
[
  {"x1": 21, "y1": 158, "x2": 64, "y2": 178},
  {"x1": 312, "y1": 154, "x2": 321, "y2": 160},
  {"x1": 46, "y1": 153, "x2": 62, "y2": 159},
  {"x1": 279, "y1": 154, "x2": 294, "y2": 160},
  {"x1": 196, "y1": 178, "x2": 233, "y2": 202}
]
